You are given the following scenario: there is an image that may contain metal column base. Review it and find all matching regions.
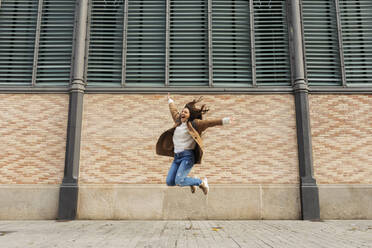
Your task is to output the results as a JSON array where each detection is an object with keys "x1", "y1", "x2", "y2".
[
  {"x1": 300, "y1": 183, "x2": 320, "y2": 220},
  {"x1": 58, "y1": 184, "x2": 78, "y2": 220}
]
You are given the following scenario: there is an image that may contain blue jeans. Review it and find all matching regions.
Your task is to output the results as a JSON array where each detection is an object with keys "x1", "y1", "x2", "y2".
[{"x1": 166, "y1": 150, "x2": 202, "y2": 187}]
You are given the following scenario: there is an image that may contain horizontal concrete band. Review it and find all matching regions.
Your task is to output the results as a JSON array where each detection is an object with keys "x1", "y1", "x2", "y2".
[
  {"x1": 0, "y1": 185, "x2": 59, "y2": 220},
  {"x1": 77, "y1": 184, "x2": 301, "y2": 220},
  {"x1": 0, "y1": 184, "x2": 371, "y2": 220},
  {"x1": 1, "y1": 87, "x2": 372, "y2": 94},
  {"x1": 318, "y1": 185, "x2": 372, "y2": 220}
]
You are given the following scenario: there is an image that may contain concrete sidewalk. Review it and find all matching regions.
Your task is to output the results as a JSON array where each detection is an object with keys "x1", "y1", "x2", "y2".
[{"x1": 0, "y1": 220, "x2": 371, "y2": 248}]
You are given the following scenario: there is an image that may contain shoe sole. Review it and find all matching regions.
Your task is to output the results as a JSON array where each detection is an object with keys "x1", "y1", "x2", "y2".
[{"x1": 202, "y1": 178, "x2": 209, "y2": 195}]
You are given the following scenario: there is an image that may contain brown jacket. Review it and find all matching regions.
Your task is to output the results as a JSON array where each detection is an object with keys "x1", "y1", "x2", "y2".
[{"x1": 156, "y1": 102, "x2": 223, "y2": 164}]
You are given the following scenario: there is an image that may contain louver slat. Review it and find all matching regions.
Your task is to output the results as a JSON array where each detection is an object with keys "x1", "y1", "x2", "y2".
[
  {"x1": 36, "y1": 0, "x2": 75, "y2": 86},
  {"x1": 169, "y1": 0, "x2": 209, "y2": 86},
  {"x1": 212, "y1": 0, "x2": 252, "y2": 87},
  {"x1": 125, "y1": 0, "x2": 165, "y2": 86},
  {"x1": 302, "y1": 0, "x2": 342, "y2": 86},
  {"x1": 87, "y1": 0, "x2": 124, "y2": 87},
  {"x1": 340, "y1": 0, "x2": 372, "y2": 86},
  {"x1": 0, "y1": 0, "x2": 38, "y2": 86},
  {"x1": 253, "y1": 0, "x2": 291, "y2": 86}
]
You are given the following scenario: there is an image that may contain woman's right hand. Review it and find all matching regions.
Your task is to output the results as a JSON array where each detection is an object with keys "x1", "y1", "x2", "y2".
[{"x1": 167, "y1": 93, "x2": 174, "y2": 103}]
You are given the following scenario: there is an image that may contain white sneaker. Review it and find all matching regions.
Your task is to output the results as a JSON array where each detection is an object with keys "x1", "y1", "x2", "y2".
[{"x1": 199, "y1": 177, "x2": 209, "y2": 195}]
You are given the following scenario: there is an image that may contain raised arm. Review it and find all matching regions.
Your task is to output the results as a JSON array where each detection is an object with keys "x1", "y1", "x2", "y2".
[
  {"x1": 167, "y1": 93, "x2": 180, "y2": 123},
  {"x1": 193, "y1": 117, "x2": 231, "y2": 133}
]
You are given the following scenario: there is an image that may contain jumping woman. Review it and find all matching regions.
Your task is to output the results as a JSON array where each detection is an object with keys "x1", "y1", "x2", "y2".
[{"x1": 156, "y1": 93, "x2": 232, "y2": 195}]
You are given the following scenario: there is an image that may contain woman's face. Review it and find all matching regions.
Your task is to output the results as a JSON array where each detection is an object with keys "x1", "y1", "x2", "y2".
[{"x1": 181, "y1": 108, "x2": 190, "y2": 122}]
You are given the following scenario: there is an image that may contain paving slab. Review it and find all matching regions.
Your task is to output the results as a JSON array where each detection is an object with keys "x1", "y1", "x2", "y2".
[{"x1": 0, "y1": 220, "x2": 371, "y2": 248}]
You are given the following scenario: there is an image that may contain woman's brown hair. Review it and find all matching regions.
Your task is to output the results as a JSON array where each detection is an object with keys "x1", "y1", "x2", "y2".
[{"x1": 184, "y1": 97, "x2": 209, "y2": 121}]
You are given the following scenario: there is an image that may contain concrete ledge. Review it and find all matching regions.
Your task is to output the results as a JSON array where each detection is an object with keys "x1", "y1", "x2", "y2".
[
  {"x1": 2, "y1": 184, "x2": 370, "y2": 220},
  {"x1": 319, "y1": 184, "x2": 372, "y2": 219},
  {"x1": 261, "y1": 185, "x2": 301, "y2": 219},
  {"x1": 77, "y1": 184, "x2": 300, "y2": 220},
  {"x1": 0, "y1": 185, "x2": 59, "y2": 220}
]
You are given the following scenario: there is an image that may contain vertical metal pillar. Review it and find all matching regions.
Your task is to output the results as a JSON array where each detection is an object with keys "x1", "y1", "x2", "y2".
[
  {"x1": 207, "y1": 0, "x2": 213, "y2": 87},
  {"x1": 289, "y1": 0, "x2": 320, "y2": 220},
  {"x1": 31, "y1": 0, "x2": 43, "y2": 86},
  {"x1": 58, "y1": 0, "x2": 89, "y2": 220},
  {"x1": 165, "y1": 0, "x2": 170, "y2": 87},
  {"x1": 83, "y1": 0, "x2": 92, "y2": 84},
  {"x1": 249, "y1": 0, "x2": 256, "y2": 87},
  {"x1": 334, "y1": 0, "x2": 347, "y2": 87},
  {"x1": 121, "y1": 0, "x2": 129, "y2": 87}
]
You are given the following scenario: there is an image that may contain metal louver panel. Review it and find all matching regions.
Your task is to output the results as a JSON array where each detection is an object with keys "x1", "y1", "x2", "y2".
[
  {"x1": 36, "y1": 0, "x2": 75, "y2": 86},
  {"x1": 126, "y1": 0, "x2": 165, "y2": 86},
  {"x1": 169, "y1": 0, "x2": 209, "y2": 86},
  {"x1": 340, "y1": 0, "x2": 372, "y2": 86},
  {"x1": 87, "y1": 0, "x2": 124, "y2": 87},
  {"x1": 253, "y1": 0, "x2": 290, "y2": 86},
  {"x1": 0, "y1": 0, "x2": 38, "y2": 86},
  {"x1": 212, "y1": 0, "x2": 252, "y2": 87},
  {"x1": 302, "y1": 0, "x2": 342, "y2": 86}
]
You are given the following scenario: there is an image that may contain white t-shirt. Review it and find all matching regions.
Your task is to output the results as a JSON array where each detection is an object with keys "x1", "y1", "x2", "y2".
[{"x1": 173, "y1": 122, "x2": 196, "y2": 153}]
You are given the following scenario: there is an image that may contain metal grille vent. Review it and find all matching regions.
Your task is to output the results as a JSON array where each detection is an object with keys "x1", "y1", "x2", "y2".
[
  {"x1": 302, "y1": 0, "x2": 342, "y2": 86},
  {"x1": 125, "y1": 0, "x2": 166, "y2": 86},
  {"x1": 0, "y1": 0, "x2": 38, "y2": 86},
  {"x1": 168, "y1": 0, "x2": 209, "y2": 86},
  {"x1": 212, "y1": 0, "x2": 252, "y2": 87},
  {"x1": 253, "y1": 0, "x2": 291, "y2": 86},
  {"x1": 36, "y1": 0, "x2": 75, "y2": 86},
  {"x1": 86, "y1": 0, "x2": 124, "y2": 87},
  {"x1": 340, "y1": 0, "x2": 372, "y2": 86}
]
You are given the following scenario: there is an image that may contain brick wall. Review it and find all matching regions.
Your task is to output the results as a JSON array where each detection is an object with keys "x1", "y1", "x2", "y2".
[
  {"x1": 0, "y1": 94, "x2": 69, "y2": 184},
  {"x1": 79, "y1": 94, "x2": 299, "y2": 184},
  {"x1": 309, "y1": 95, "x2": 372, "y2": 184}
]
